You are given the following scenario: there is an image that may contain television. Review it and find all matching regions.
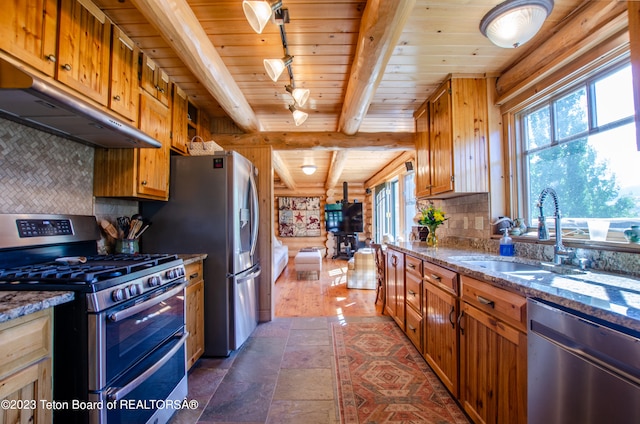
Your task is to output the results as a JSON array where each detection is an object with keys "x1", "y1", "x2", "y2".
[{"x1": 325, "y1": 202, "x2": 363, "y2": 233}]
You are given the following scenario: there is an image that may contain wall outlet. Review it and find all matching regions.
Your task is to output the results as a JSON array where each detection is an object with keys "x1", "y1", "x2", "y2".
[
  {"x1": 475, "y1": 216, "x2": 484, "y2": 230},
  {"x1": 463, "y1": 216, "x2": 469, "y2": 229}
]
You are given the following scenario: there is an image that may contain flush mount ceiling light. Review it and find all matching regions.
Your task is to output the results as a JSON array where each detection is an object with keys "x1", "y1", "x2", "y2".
[
  {"x1": 301, "y1": 165, "x2": 317, "y2": 175},
  {"x1": 285, "y1": 85, "x2": 310, "y2": 107},
  {"x1": 289, "y1": 104, "x2": 308, "y2": 126},
  {"x1": 264, "y1": 55, "x2": 293, "y2": 82},
  {"x1": 242, "y1": 0, "x2": 283, "y2": 34},
  {"x1": 479, "y1": 0, "x2": 554, "y2": 48}
]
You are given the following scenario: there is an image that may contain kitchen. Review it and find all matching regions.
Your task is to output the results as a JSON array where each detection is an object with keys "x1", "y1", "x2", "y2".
[{"x1": 1, "y1": 0, "x2": 640, "y2": 423}]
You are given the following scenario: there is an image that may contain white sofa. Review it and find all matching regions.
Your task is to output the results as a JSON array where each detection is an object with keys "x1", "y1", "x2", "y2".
[{"x1": 273, "y1": 237, "x2": 289, "y2": 282}]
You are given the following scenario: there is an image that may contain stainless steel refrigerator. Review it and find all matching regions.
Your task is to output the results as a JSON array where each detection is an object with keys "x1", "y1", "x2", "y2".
[{"x1": 141, "y1": 151, "x2": 260, "y2": 357}]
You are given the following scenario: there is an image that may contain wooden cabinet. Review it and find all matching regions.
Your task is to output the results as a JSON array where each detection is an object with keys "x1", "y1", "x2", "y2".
[
  {"x1": 404, "y1": 254, "x2": 423, "y2": 351},
  {"x1": 57, "y1": 0, "x2": 112, "y2": 105},
  {"x1": 109, "y1": 26, "x2": 139, "y2": 122},
  {"x1": 140, "y1": 54, "x2": 170, "y2": 107},
  {"x1": 384, "y1": 247, "x2": 405, "y2": 330},
  {"x1": 0, "y1": 309, "x2": 53, "y2": 424},
  {"x1": 459, "y1": 275, "x2": 527, "y2": 424},
  {"x1": 415, "y1": 77, "x2": 490, "y2": 198},
  {"x1": 171, "y1": 85, "x2": 189, "y2": 154},
  {"x1": 198, "y1": 111, "x2": 212, "y2": 141},
  {"x1": 185, "y1": 260, "x2": 205, "y2": 369},
  {"x1": 422, "y1": 261, "x2": 459, "y2": 397},
  {"x1": 93, "y1": 92, "x2": 171, "y2": 200},
  {"x1": 0, "y1": 0, "x2": 58, "y2": 76}
]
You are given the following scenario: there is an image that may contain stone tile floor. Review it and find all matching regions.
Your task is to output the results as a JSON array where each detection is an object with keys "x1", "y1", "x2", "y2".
[{"x1": 168, "y1": 315, "x2": 391, "y2": 424}]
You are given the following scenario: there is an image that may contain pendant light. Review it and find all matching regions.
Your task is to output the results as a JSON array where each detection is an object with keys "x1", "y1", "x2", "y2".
[
  {"x1": 301, "y1": 165, "x2": 317, "y2": 175},
  {"x1": 479, "y1": 0, "x2": 554, "y2": 48},
  {"x1": 242, "y1": 0, "x2": 283, "y2": 34},
  {"x1": 289, "y1": 104, "x2": 308, "y2": 126},
  {"x1": 264, "y1": 55, "x2": 293, "y2": 82},
  {"x1": 285, "y1": 85, "x2": 310, "y2": 107}
]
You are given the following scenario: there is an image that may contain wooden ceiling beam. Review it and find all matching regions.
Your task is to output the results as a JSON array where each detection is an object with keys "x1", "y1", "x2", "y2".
[
  {"x1": 325, "y1": 151, "x2": 350, "y2": 190},
  {"x1": 338, "y1": 0, "x2": 416, "y2": 135},
  {"x1": 130, "y1": 0, "x2": 260, "y2": 132},
  {"x1": 213, "y1": 132, "x2": 415, "y2": 150},
  {"x1": 272, "y1": 151, "x2": 297, "y2": 190},
  {"x1": 365, "y1": 151, "x2": 415, "y2": 188}
]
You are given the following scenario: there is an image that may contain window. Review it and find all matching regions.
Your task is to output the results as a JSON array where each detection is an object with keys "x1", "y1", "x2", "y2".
[
  {"x1": 374, "y1": 180, "x2": 398, "y2": 242},
  {"x1": 517, "y1": 61, "x2": 640, "y2": 235}
]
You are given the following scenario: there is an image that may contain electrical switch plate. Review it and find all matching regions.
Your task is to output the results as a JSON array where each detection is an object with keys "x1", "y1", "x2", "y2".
[
  {"x1": 463, "y1": 216, "x2": 469, "y2": 229},
  {"x1": 475, "y1": 216, "x2": 484, "y2": 230}
]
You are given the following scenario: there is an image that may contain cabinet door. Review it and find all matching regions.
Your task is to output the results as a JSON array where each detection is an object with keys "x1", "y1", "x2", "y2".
[
  {"x1": 0, "y1": 0, "x2": 58, "y2": 76},
  {"x1": 171, "y1": 85, "x2": 189, "y2": 154},
  {"x1": 384, "y1": 249, "x2": 397, "y2": 318},
  {"x1": 0, "y1": 359, "x2": 52, "y2": 424},
  {"x1": 140, "y1": 55, "x2": 170, "y2": 106},
  {"x1": 199, "y1": 111, "x2": 212, "y2": 141},
  {"x1": 415, "y1": 107, "x2": 431, "y2": 197},
  {"x1": 57, "y1": 0, "x2": 111, "y2": 105},
  {"x1": 459, "y1": 302, "x2": 527, "y2": 424},
  {"x1": 423, "y1": 282, "x2": 459, "y2": 397},
  {"x1": 138, "y1": 92, "x2": 170, "y2": 199},
  {"x1": 429, "y1": 81, "x2": 454, "y2": 195},
  {"x1": 385, "y1": 249, "x2": 405, "y2": 330},
  {"x1": 186, "y1": 279, "x2": 204, "y2": 369},
  {"x1": 109, "y1": 26, "x2": 139, "y2": 122}
]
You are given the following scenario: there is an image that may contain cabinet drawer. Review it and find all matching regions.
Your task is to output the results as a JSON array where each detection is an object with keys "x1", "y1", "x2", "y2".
[
  {"x1": 405, "y1": 272, "x2": 422, "y2": 312},
  {"x1": 405, "y1": 255, "x2": 423, "y2": 279},
  {"x1": 405, "y1": 304, "x2": 423, "y2": 352},
  {"x1": 423, "y1": 261, "x2": 458, "y2": 295},
  {"x1": 461, "y1": 275, "x2": 526, "y2": 331},
  {"x1": 185, "y1": 261, "x2": 203, "y2": 287}
]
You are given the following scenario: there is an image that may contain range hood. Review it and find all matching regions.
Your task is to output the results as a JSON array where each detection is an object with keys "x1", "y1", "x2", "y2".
[{"x1": 0, "y1": 58, "x2": 161, "y2": 148}]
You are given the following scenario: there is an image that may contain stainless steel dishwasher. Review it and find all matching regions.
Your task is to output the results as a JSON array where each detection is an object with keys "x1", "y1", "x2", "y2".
[{"x1": 528, "y1": 298, "x2": 640, "y2": 424}]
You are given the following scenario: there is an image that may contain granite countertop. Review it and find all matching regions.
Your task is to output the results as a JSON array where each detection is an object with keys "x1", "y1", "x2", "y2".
[
  {"x1": 0, "y1": 291, "x2": 74, "y2": 324},
  {"x1": 178, "y1": 253, "x2": 208, "y2": 265},
  {"x1": 389, "y1": 242, "x2": 640, "y2": 334}
]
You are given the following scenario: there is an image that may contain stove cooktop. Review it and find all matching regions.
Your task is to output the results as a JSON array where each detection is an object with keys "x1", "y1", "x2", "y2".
[{"x1": 0, "y1": 253, "x2": 181, "y2": 291}]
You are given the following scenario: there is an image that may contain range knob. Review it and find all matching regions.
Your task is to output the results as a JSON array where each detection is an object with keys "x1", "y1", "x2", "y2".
[
  {"x1": 128, "y1": 283, "x2": 142, "y2": 296},
  {"x1": 166, "y1": 268, "x2": 181, "y2": 279},
  {"x1": 147, "y1": 275, "x2": 161, "y2": 287},
  {"x1": 112, "y1": 288, "x2": 125, "y2": 302}
]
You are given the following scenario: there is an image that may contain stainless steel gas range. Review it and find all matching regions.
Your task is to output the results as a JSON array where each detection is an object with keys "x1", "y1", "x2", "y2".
[{"x1": 0, "y1": 214, "x2": 188, "y2": 424}]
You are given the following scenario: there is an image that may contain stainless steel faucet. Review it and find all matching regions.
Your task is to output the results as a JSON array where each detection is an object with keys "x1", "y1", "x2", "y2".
[{"x1": 537, "y1": 187, "x2": 573, "y2": 265}]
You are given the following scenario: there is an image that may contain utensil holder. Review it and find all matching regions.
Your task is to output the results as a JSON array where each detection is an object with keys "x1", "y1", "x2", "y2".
[{"x1": 116, "y1": 239, "x2": 139, "y2": 254}]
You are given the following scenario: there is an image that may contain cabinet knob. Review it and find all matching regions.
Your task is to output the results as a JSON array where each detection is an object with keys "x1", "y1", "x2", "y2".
[
  {"x1": 141, "y1": 180, "x2": 147, "y2": 186},
  {"x1": 113, "y1": 95, "x2": 121, "y2": 101},
  {"x1": 155, "y1": 85, "x2": 166, "y2": 94},
  {"x1": 45, "y1": 54, "x2": 56, "y2": 63},
  {"x1": 61, "y1": 63, "x2": 72, "y2": 71}
]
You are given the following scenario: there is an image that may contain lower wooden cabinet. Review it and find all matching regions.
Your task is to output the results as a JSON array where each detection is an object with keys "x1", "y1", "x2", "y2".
[
  {"x1": 0, "y1": 309, "x2": 52, "y2": 424},
  {"x1": 385, "y1": 248, "x2": 405, "y2": 330},
  {"x1": 459, "y1": 276, "x2": 527, "y2": 424},
  {"x1": 404, "y1": 254, "x2": 423, "y2": 351},
  {"x1": 185, "y1": 260, "x2": 205, "y2": 369}
]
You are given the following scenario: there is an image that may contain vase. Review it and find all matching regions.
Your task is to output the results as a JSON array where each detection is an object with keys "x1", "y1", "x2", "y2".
[
  {"x1": 623, "y1": 225, "x2": 640, "y2": 244},
  {"x1": 426, "y1": 225, "x2": 438, "y2": 248}
]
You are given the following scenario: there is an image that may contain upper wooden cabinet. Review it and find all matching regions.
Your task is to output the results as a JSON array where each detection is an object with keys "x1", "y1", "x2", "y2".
[
  {"x1": 109, "y1": 26, "x2": 139, "y2": 122},
  {"x1": 415, "y1": 77, "x2": 490, "y2": 198},
  {"x1": 57, "y1": 0, "x2": 112, "y2": 106},
  {"x1": 94, "y1": 92, "x2": 171, "y2": 200},
  {"x1": 171, "y1": 85, "x2": 189, "y2": 154},
  {"x1": 0, "y1": 0, "x2": 58, "y2": 76},
  {"x1": 140, "y1": 54, "x2": 170, "y2": 107}
]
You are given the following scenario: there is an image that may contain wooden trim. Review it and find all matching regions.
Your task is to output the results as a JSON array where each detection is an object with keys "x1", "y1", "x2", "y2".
[{"x1": 630, "y1": 1, "x2": 640, "y2": 150}]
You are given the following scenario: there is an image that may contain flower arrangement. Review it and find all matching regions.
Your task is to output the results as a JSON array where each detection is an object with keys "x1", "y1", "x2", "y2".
[{"x1": 418, "y1": 204, "x2": 447, "y2": 228}]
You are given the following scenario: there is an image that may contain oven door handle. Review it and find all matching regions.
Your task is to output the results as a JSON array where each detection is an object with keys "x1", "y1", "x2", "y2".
[
  {"x1": 106, "y1": 331, "x2": 188, "y2": 402},
  {"x1": 108, "y1": 282, "x2": 186, "y2": 322}
]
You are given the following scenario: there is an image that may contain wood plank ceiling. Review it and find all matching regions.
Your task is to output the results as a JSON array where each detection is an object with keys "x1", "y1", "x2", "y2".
[{"x1": 93, "y1": 0, "x2": 587, "y2": 190}]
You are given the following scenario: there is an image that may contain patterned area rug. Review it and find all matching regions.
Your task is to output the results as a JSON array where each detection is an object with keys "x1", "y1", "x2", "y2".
[{"x1": 332, "y1": 321, "x2": 469, "y2": 424}]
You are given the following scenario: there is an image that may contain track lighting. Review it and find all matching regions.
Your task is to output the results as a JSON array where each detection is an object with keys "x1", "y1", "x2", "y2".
[
  {"x1": 242, "y1": 0, "x2": 283, "y2": 34},
  {"x1": 264, "y1": 55, "x2": 293, "y2": 82},
  {"x1": 289, "y1": 104, "x2": 308, "y2": 126},
  {"x1": 479, "y1": 0, "x2": 554, "y2": 48},
  {"x1": 285, "y1": 85, "x2": 310, "y2": 107}
]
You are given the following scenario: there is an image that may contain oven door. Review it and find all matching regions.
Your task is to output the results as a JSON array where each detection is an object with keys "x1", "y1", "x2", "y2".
[
  {"x1": 89, "y1": 331, "x2": 188, "y2": 424},
  {"x1": 89, "y1": 281, "x2": 186, "y2": 391}
]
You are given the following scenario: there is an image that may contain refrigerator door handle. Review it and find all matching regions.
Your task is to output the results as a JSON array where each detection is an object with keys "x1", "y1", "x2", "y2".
[
  {"x1": 249, "y1": 167, "x2": 259, "y2": 257},
  {"x1": 237, "y1": 267, "x2": 262, "y2": 283}
]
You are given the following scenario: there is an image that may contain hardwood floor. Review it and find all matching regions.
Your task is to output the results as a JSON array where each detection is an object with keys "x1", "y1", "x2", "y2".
[{"x1": 274, "y1": 257, "x2": 384, "y2": 317}]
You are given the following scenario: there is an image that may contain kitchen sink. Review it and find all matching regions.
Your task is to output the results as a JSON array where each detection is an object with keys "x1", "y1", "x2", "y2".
[{"x1": 458, "y1": 258, "x2": 587, "y2": 276}]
